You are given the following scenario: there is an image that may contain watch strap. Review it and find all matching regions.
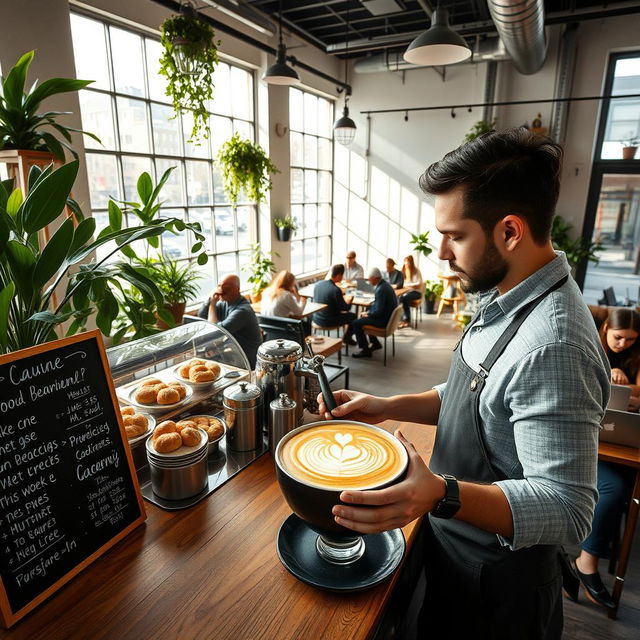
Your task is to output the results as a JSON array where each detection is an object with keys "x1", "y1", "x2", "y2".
[{"x1": 431, "y1": 473, "x2": 461, "y2": 519}]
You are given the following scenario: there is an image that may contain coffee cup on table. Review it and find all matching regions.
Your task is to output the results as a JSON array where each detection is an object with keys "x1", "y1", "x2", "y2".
[{"x1": 275, "y1": 420, "x2": 408, "y2": 564}]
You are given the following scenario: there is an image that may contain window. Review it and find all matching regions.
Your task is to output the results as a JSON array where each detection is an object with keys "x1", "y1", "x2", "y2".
[
  {"x1": 71, "y1": 13, "x2": 257, "y2": 298},
  {"x1": 289, "y1": 88, "x2": 333, "y2": 275}
]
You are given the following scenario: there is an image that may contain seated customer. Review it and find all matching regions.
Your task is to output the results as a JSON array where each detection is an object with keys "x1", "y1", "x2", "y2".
[
  {"x1": 571, "y1": 307, "x2": 640, "y2": 609},
  {"x1": 398, "y1": 255, "x2": 423, "y2": 329},
  {"x1": 197, "y1": 274, "x2": 262, "y2": 368},
  {"x1": 261, "y1": 270, "x2": 310, "y2": 336},
  {"x1": 351, "y1": 267, "x2": 397, "y2": 358},
  {"x1": 383, "y1": 257, "x2": 404, "y2": 288},
  {"x1": 313, "y1": 264, "x2": 356, "y2": 344}
]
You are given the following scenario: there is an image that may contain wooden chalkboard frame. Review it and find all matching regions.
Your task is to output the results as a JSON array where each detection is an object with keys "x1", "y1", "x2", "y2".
[{"x1": 0, "y1": 330, "x2": 146, "y2": 628}]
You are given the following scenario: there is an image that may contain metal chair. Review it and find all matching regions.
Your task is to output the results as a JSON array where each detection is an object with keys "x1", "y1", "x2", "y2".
[{"x1": 362, "y1": 305, "x2": 404, "y2": 366}]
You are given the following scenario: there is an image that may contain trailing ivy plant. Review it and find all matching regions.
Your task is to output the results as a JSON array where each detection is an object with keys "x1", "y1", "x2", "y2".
[
  {"x1": 159, "y1": 9, "x2": 220, "y2": 142},
  {"x1": 217, "y1": 133, "x2": 279, "y2": 205}
]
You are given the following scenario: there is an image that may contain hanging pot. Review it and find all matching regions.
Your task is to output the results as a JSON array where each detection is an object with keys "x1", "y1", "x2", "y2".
[
  {"x1": 172, "y1": 37, "x2": 201, "y2": 75},
  {"x1": 276, "y1": 226, "x2": 293, "y2": 242}
]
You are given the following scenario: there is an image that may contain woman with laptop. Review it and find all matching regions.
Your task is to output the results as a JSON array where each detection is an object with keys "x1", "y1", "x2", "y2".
[
  {"x1": 571, "y1": 308, "x2": 639, "y2": 609},
  {"x1": 260, "y1": 270, "x2": 310, "y2": 335}
]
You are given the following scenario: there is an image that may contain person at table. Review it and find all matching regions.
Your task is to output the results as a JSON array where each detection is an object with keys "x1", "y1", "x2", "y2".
[
  {"x1": 344, "y1": 250, "x2": 364, "y2": 282},
  {"x1": 398, "y1": 255, "x2": 423, "y2": 328},
  {"x1": 260, "y1": 270, "x2": 311, "y2": 337},
  {"x1": 319, "y1": 128, "x2": 609, "y2": 639},
  {"x1": 383, "y1": 257, "x2": 404, "y2": 288},
  {"x1": 351, "y1": 267, "x2": 397, "y2": 359},
  {"x1": 313, "y1": 264, "x2": 357, "y2": 344},
  {"x1": 571, "y1": 307, "x2": 639, "y2": 609},
  {"x1": 197, "y1": 274, "x2": 262, "y2": 368}
]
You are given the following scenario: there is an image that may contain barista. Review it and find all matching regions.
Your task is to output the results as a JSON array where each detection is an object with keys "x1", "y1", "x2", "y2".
[{"x1": 319, "y1": 129, "x2": 609, "y2": 638}]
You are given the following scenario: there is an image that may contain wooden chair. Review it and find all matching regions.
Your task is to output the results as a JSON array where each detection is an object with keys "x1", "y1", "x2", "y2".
[
  {"x1": 311, "y1": 321, "x2": 350, "y2": 355},
  {"x1": 437, "y1": 276, "x2": 466, "y2": 317},
  {"x1": 408, "y1": 283, "x2": 426, "y2": 329},
  {"x1": 363, "y1": 305, "x2": 404, "y2": 366}
]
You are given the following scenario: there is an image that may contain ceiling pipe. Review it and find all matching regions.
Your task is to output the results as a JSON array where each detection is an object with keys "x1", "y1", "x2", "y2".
[{"x1": 485, "y1": 0, "x2": 546, "y2": 74}]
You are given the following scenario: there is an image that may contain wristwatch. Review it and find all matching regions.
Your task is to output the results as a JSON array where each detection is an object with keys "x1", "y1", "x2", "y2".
[{"x1": 431, "y1": 474, "x2": 461, "y2": 519}]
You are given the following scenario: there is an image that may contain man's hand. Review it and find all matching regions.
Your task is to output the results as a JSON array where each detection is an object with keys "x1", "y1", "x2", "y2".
[
  {"x1": 611, "y1": 368, "x2": 629, "y2": 385},
  {"x1": 332, "y1": 431, "x2": 445, "y2": 534},
  {"x1": 211, "y1": 289, "x2": 222, "y2": 304},
  {"x1": 628, "y1": 395, "x2": 640, "y2": 412},
  {"x1": 361, "y1": 311, "x2": 369, "y2": 318},
  {"x1": 317, "y1": 389, "x2": 389, "y2": 423}
]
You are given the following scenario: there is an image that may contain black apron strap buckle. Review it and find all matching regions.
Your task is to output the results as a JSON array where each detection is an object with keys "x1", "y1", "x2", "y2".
[{"x1": 469, "y1": 365, "x2": 488, "y2": 391}]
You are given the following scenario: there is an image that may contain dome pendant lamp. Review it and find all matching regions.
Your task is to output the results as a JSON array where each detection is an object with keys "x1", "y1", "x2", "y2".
[
  {"x1": 263, "y1": 0, "x2": 300, "y2": 85},
  {"x1": 333, "y1": 7, "x2": 357, "y2": 146},
  {"x1": 403, "y1": 5, "x2": 471, "y2": 66}
]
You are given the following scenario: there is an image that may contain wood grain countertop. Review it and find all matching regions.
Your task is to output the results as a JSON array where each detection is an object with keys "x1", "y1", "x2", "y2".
[{"x1": 1, "y1": 421, "x2": 436, "y2": 640}]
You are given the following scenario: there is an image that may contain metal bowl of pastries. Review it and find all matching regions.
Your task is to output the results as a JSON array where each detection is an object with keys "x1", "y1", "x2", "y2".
[
  {"x1": 176, "y1": 415, "x2": 227, "y2": 455},
  {"x1": 120, "y1": 406, "x2": 155, "y2": 444},
  {"x1": 173, "y1": 358, "x2": 224, "y2": 389},
  {"x1": 127, "y1": 378, "x2": 193, "y2": 413}
]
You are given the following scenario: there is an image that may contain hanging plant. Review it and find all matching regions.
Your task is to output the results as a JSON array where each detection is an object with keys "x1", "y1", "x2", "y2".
[
  {"x1": 217, "y1": 133, "x2": 279, "y2": 205},
  {"x1": 159, "y1": 4, "x2": 219, "y2": 142}
]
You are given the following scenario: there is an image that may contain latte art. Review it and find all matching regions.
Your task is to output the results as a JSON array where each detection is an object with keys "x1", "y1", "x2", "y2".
[{"x1": 279, "y1": 423, "x2": 405, "y2": 490}]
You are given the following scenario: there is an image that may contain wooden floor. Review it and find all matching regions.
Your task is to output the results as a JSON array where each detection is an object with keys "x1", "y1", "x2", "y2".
[{"x1": 324, "y1": 313, "x2": 640, "y2": 639}]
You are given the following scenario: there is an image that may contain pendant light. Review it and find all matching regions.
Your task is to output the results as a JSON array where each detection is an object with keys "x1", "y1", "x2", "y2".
[
  {"x1": 333, "y1": 7, "x2": 357, "y2": 146},
  {"x1": 263, "y1": 0, "x2": 300, "y2": 85},
  {"x1": 403, "y1": 5, "x2": 471, "y2": 66}
]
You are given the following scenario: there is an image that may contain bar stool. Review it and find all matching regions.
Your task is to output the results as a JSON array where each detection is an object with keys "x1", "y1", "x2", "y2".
[{"x1": 437, "y1": 274, "x2": 466, "y2": 317}]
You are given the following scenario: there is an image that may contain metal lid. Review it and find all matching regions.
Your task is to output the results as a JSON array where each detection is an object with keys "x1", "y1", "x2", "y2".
[
  {"x1": 270, "y1": 393, "x2": 296, "y2": 410},
  {"x1": 257, "y1": 338, "x2": 302, "y2": 363},
  {"x1": 223, "y1": 381, "x2": 262, "y2": 408}
]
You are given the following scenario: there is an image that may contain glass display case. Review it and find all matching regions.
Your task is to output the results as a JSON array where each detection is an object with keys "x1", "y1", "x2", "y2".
[{"x1": 107, "y1": 320, "x2": 266, "y2": 510}]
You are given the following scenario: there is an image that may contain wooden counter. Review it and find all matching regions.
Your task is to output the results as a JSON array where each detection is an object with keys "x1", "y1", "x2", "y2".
[{"x1": 0, "y1": 422, "x2": 436, "y2": 640}]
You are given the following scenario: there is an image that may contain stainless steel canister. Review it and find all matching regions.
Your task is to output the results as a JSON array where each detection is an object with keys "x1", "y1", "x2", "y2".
[
  {"x1": 269, "y1": 393, "x2": 297, "y2": 456},
  {"x1": 223, "y1": 381, "x2": 262, "y2": 451},
  {"x1": 255, "y1": 339, "x2": 304, "y2": 426}
]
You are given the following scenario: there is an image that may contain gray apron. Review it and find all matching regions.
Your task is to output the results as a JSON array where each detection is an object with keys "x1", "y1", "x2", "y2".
[{"x1": 420, "y1": 276, "x2": 568, "y2": 640}]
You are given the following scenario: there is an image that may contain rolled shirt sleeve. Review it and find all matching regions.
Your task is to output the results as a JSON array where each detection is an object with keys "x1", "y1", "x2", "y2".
[{"x1": 494, "y1": 341, "x2": 608, "y2": 550}]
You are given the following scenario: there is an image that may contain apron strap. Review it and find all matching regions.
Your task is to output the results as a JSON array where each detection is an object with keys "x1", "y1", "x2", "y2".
[{"x1": 478, "y1": 275, "x2": 569, "y2": 376}]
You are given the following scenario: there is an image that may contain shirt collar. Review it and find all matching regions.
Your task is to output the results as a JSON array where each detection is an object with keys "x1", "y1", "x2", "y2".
[{"x1": 480, "y1": 252, "x2": 571, "y2": 321}]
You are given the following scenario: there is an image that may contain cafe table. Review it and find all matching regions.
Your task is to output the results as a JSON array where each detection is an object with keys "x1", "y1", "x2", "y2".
[
  {"x1": 2, "y1": 419, "x2": 436, "y2": 640},
  {"x1": 251, "y1": 300, "x2": 328, "y2": 319}
]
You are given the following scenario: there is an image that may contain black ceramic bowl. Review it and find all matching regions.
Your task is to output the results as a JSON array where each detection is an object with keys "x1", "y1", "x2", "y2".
[{"x1": 274, "y1": 420, "x2": 408, "y2": 537}]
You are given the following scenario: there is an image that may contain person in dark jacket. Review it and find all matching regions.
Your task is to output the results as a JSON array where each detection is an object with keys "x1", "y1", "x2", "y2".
[
  {"x1": 312, "y1": 264, "x2": 356, "y2": 344},
  {"x1": 383, "y1": 258, "x2": 404, "y2": 288},
  {"x1": 351, "y1": 268, "x2": 398, "y2": 358}
]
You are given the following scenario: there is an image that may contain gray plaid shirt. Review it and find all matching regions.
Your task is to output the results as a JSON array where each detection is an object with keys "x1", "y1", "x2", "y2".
[{"x1": 435, "y1": 253, "x2": 610, "y2": 550}]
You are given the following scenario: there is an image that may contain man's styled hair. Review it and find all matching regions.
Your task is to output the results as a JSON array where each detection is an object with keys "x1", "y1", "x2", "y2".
[
  {"x1": 331, "y1": 264, "x2": 345, "y2": 278},
  {"x1": 419, "y1": 128, "x2": 563, "y2": 245}
]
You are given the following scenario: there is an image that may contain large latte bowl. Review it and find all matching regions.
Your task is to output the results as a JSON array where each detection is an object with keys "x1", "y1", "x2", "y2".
[{"x1": 275, "y1": 420, "x2": 408, "y2": 565}]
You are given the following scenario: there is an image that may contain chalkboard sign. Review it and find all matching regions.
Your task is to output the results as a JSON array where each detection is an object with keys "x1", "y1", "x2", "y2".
[{"x1": 0, "y1": 330, "x2": 146, "y2": 627}]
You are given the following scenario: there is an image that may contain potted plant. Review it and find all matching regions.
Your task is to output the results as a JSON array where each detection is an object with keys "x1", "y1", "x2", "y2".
[
  {"x1": 0, "y1": 50, "x2": 100, "y2": 161},
  {"x1": 464, "y1": 118, "x2": 497, "y2": 143},
  {"x1": 242, "y1": 243, "x2": 277, "y2": 302},
  {"x1": 0, "y1": 161, "x2": 184, "y2": 354},
  {"x1": 551, "y1": 215, "x2": 602, "y2": 272},
  {"x1": 409, "y1": 231, "x2": 433, "y2": 260},
  {"x1": 274, "y1": 216, "x2": 297, "y2": 241},
  {"x1": 423, "y1": 280, "x2": 444, "y2": 314},
  {"x1": 620, "y1": 134, "x2": 639, "y2": 160},
  {"x1": 147, "y1": 258, "x2": 202, "y2": 328},
  {"x1": 217, "y1": 133, "x2": 279, "y2": 205},
  {"x1": 159, "y1": 2, "x2": 220, "y2": 142}
]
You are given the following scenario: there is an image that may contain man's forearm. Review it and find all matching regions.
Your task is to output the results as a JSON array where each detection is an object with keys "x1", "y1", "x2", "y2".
[
  {"x1": 385, "y1": 389, "x2": 441, "y2": 425},
  {"x1": 207, "y1": 301, "x2": 219, "y2": 323}
]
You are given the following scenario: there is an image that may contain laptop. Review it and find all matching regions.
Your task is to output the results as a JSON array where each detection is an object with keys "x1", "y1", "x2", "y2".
[
  {"x1": 599, "y1": 409, "x2": 640, "y2": 448},
  {"x1": 355, "y1": 277, "x2": 374, "y2": 295},
  {"x1": 609, "y1": 384, "x2": 632, "y2": 411}
]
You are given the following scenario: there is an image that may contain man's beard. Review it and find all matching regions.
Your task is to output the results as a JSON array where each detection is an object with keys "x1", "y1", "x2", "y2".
[{"x1": 451, "y1": 238, "x2": 508, "y2": 294}]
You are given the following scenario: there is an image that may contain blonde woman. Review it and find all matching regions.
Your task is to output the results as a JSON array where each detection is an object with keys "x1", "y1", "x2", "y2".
[
  {"x1": 399, "y1": 255, "x2": 423, "y2": 328},
  {"x1": 261, "y1": 270, "x2": 306, "y2": 319}
]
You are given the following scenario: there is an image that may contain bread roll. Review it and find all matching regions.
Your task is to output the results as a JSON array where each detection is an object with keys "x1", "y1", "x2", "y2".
[
  {"x1": 121, "y1": 406, "x2": 136, "y2": 416},
  {"x1": 176, "y1": 419, "x2": 197, "y2": 432},
  {"x1": 178, "y1": 364, "x2": 191, "y2": 379},
  {"x1": 180, "y1": 427, "x2": 201, "y2": 447},
  {"x1": 125, "y1": 423, "x2": 146, "y2": 439},
  {"x1": 153, "y1": 421, "x2": 178, "y2": 440},
  {"x1": 135, "y1": 386, "x2": 157, "y2": 404},
  {"x1": 168, "y1": 382, "x2": 187, "y2": 399},
  {"x1": 153, "y1": 432, "x2": 182, "y2": 453},
  {"x1": 145, "y1": 378, "x2": 163, "y2": 386},
  {"x1": 206, "y1": 362, "x2": 221, "y2": 379},
  {"x1": 189, "y1": 358, "x2": 205, "y2": 366},
  {"x1": 157, "y1": 387, "x2": 180, "y2": 405},
  {"x1": 191, "y1": 369, "x2": 214, "y2": 383},
  {"x1": 204, "y1": 419, "x2": 224, "y2": 441}
]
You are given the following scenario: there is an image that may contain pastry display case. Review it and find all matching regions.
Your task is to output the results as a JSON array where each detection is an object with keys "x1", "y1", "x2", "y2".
[{"x1": 107, "y1": 320, "x2": 266, "y2": 510}]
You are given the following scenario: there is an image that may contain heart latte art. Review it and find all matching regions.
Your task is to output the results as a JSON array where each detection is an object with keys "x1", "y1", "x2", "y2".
[{"x1": 278, "y1": 423, "x2": 405, "y2": 490}]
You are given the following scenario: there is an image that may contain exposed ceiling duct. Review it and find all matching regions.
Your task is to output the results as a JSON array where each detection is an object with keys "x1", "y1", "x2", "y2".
[
  {"x1": 353, "y1": 37, "x2": 509, "y2": 73},
  {"x1": 487, "y1": 0, "x2": 546, "y2": 74}
]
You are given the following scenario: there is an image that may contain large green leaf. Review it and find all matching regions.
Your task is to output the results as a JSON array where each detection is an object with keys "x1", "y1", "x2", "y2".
[
  {"x1": 2, "y1": 51, "x2": 33, "y2": 109},
  {"x1": 136, "y1": 172, "x2": 153, "y2": 205},
  {"x1": 69, "y1": 217, "x2": 96, "y2": 255},
  {"x1": 29, "y1": 308, "x2": 80, "y2": 326},
  {"x1": 33, "y1": 217, "x2": 74, "y2": 287},
  {"x1": 5, "y1": 239, "x2": 36, "y2": 299},
  {"x1": 95, "y1": 290, "x2": 119, "y2": 336},
  {"x1": 0, "y1": 212, "x2": 11, "y2": 252},
  {"x1": 21, "y1": 160, "x2": 78, "y2": 234},
  {"x1": 108, "y1": 200, "x2": 122, "y2": 231},
  {"x1": 0, "y1": 282, "x2": 15, "y2": 352},
  {"x1": 39, "y1": 131, "x2": 66, "y2": 163},
  {"x1": 0, "y1": 178, "x2": 13, "y2": 209},
  {"x1": 6, "y1": 188, "x2": 23, "y2": 217},
  {"x1": 23, "y1": 77, "x2": 93, "y2": 114}
]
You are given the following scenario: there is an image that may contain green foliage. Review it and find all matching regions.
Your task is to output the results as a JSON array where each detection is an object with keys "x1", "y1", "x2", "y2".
[
  {"x1": 145, "y1": 258, "x2": 202, "y2": 306},
  {"x1": 159, "y1": 13, "x2": 219, "y2": 142},
  {"x1": 242, "y1": 243, "x2": 277, "y2": 297},
  {"x1": 0, "y1": 161, "x2": 184, "y2": 354},
  {"x1": 620, "y1": 132, "x2": 639, "y2": 147},
  {"x1": 424, "y1": 280, "x2": 444, "y2": 301},
  {"x1": 464, "y1": 119, "x2": 497, "y2": 144},
  {"x1": 274, "y1": 216, "x2": 297, "y2": 230},
  {"x1": 0, "y1": 51, "x2": 100, "y2": 161},
  {"x1": 409, "y1": 231, "x2": 433, "y2": 259},
  {"x1": 551, "y1": 215, "x2": 602, "y2": 267},
  {"x1": 217, "y1": 133, "x2": 279, "y2": 205}
]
